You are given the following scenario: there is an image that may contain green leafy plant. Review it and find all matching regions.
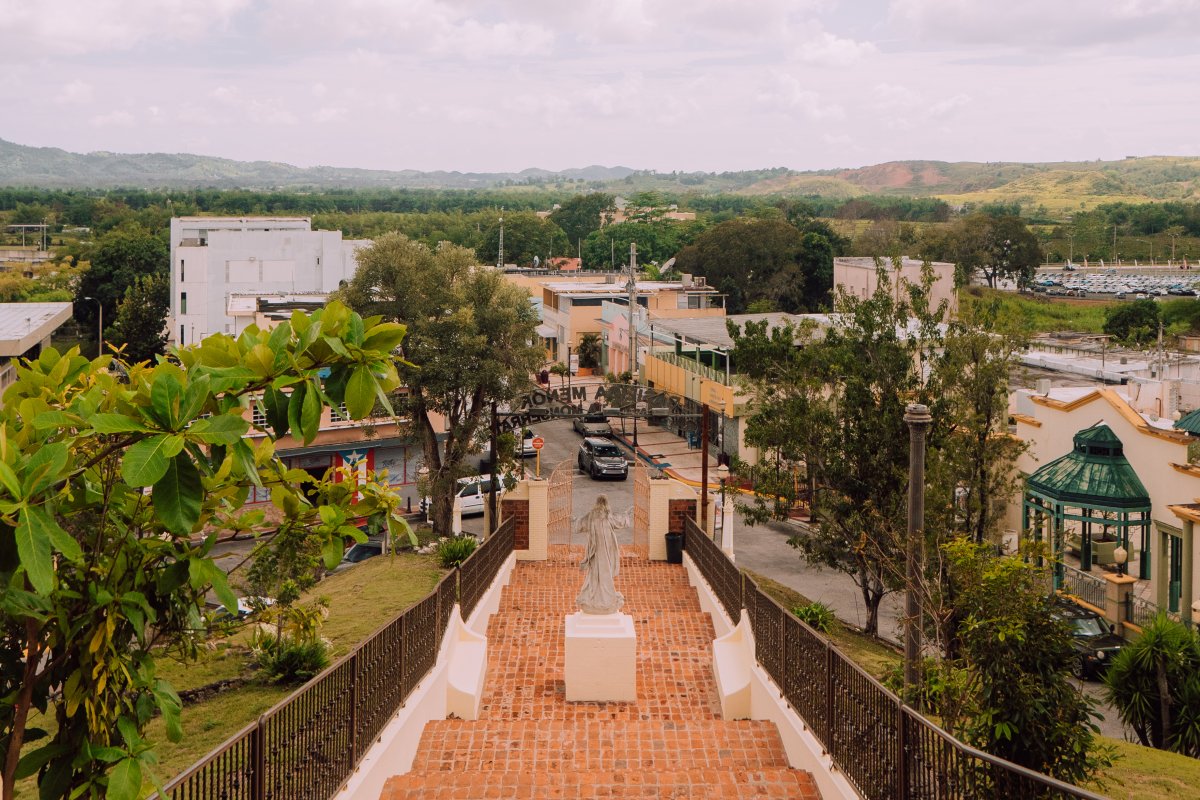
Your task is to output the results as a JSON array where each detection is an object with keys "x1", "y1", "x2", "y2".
[
  {"x1": 251, "y1": 632, "x2": 331, "y2": 684},
  {"x1": 437, "y1": 536, "x2": 478, "y2": 568},
  {"x1": 791, "y1": 601, "x2": 838, "y2": 634}
]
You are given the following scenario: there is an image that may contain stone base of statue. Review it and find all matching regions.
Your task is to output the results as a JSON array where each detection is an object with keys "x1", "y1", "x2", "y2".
[{"x1": 564, "y1": 612, "x2": 636, "y2": 702}]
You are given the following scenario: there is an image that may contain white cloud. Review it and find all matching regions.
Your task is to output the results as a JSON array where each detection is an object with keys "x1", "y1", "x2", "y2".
[
  {"x1": 759, "y1": 74, "x2": 844, "y2": 120},
  {"x1": 794, "y1": 31, "x2": 876, "y2": 65},
  {"x1": 314, "y1": 107, "x2": 347, "y2": 123},
  {"x1": 55, "y1": 80, "x2": 92, "y2": 105},
  {"x1": 89, "y1": 110, "x2": 135, "y2": 128},
  {"x1": 890, "y1": 0, "x2": 1200, "y2": 47},
  {"x1": 928, "y1": 93, "x2": 970, "y2": 117}
]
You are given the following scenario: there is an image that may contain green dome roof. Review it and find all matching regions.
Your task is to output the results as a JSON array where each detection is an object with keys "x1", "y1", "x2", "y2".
[
  {"x1": 1175, "y1": 408, "x2": 1200, "y2": 436},
  {"x1": 1026, "y1": 424, "x2": 1150, "y2": 510}
]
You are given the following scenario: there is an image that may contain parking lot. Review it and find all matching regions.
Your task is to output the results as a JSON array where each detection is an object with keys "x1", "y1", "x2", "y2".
[{"x1": 1035, "y1": 268, "x2": 1200, "y2": 299}]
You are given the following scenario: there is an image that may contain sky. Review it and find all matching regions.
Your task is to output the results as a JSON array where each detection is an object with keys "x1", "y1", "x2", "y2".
[{"x1": 2, "y1": 0, "x2": 1199, "y2": 174}]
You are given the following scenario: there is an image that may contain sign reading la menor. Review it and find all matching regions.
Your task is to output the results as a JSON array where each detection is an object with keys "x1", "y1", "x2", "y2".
[{"x1": 500, "y1": 383, "x2": 691, "y2": 432}]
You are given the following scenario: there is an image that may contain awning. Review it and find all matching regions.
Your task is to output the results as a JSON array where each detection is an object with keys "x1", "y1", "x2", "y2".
[
  {"x1": 536, "y1": 324, "x2": 557, "y2": 339},
  {"x1": 276, "y1": 435, "x2": 415, "y2": 459}
]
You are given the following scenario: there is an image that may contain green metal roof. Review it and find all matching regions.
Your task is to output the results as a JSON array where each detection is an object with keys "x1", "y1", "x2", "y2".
[
  {"x1": 1175, "y1": 408, "x2": 1200, "y2": 435},
  {"x1": 1026, "y1": 424, "x2": 1150, "y2": 510}
]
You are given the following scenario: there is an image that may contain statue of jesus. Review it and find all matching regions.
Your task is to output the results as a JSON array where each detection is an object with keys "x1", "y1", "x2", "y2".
[{"x1": 575, "y1": 495, "x2": 629, "y2": 614}]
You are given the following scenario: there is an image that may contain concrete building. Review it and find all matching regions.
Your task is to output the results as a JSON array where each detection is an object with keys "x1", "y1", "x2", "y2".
[
  {"x1": 0, "y1": 302, "x2": 73, "y2": 403},
  {"x1": 834, "y1": 256, "x2": 957, "y2": 312},
  {"x1": 168, "y1": 217, "x2": 368, "y2": 346}
]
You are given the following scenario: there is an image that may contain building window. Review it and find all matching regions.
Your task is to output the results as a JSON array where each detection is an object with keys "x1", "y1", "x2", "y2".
[
  {"x1": 251, "y1": 400, "x2": 268, "y2": 427},
  {"x1": 180, "y1": 260, "x2": 185, "y2": 282},
  {"x1": 180, "y1": 325, "x2": 185, "y2": 345},
  {"x1": 332, "y1": 402, "x2": 350, "y2": 422},
  {"x1": 180, "y1": 292, "x2": 187, "y2": 314}
]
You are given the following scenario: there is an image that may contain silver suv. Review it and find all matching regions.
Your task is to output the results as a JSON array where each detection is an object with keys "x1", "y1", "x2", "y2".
[{"x1": 577, "y1": 437, "x2": 629, "y2": 480}]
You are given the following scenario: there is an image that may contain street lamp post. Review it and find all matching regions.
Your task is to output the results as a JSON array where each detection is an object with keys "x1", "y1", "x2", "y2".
[
  {"x1": 82, "y1": 296, "x2": 102, "y2": 358},
  {"x1": 716, "y1": 463, "x2": 729, "y2": 548},
  {"x1": 903, "y1": 403, "x2": 933, "y2": 705}
]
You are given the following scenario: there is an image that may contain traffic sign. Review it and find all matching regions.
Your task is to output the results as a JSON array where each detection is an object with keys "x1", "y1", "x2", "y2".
[{"x1": 531, "y1": 436, "x2": 545, "y2": 450}]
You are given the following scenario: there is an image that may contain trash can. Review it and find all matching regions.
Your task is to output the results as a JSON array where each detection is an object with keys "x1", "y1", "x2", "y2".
[{"x1": 665, "y1": 532, "x2": 683, "y2": 564}]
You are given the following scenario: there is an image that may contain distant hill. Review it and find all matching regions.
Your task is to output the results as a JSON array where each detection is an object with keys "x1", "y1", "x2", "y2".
[
  {"x1": 2, "y1": 139, "x2": 1199, "y2": 212},
  {"x1": 0, "y1": 139, "x2": 635, "y2": 189}
]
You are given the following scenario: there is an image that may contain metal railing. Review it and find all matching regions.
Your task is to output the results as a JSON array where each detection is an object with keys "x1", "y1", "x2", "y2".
[
  {"x1": 161, "y1": 517, "x2": 516, "y2": 800},
  {"x1": 1061, "y1": 564, "x2": 1108, "y2": 611},
  {"x1": 683, "y1": 517, "x2": 1108, "y2": 800},
  {"x1": 1126, "y1": 594, "x2": 1163, "y2": 629},
  {"x1": 648, "y1": 349, "x2": 732, "y2": 386}
]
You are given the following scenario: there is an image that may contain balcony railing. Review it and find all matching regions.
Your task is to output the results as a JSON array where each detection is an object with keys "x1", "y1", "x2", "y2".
[{"x1": 648, "y1": 348, "x2": 732, "y2": 386}]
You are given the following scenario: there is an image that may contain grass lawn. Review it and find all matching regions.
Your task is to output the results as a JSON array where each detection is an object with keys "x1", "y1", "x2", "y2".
[
  {"x1": 1092, "y1": 738, "x2": 1200, "y2": 800},
  {"x1": 960, "y1": 286, "x2": 1111, "y2": 334},
  {"x1": 743, "y1": 570, "x2": 902, "y2": 679}
]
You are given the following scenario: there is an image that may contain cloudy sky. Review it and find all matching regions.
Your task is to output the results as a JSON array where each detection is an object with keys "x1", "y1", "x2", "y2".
[{"x1": 2, "y1": 0, "x2": 1198, "y2": 173}]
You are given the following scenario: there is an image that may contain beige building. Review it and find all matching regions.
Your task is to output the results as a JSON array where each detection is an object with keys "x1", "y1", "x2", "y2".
[
  {"x1": 834, "y1": 256, "x2": 957, "y2": 312},
  {"x1": 1010, "y1": 384, "x2": 1200, "y2": 624}
]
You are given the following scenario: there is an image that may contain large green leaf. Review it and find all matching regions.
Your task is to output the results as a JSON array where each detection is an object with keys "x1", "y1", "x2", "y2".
[
  {"x1": 178, "y1": 373, "x2": 211, "y2": 423},
  {"x1": 33, "y1": 410, "x2": 84, "y2": 430},
  {"x1": 90, "y1": 414, "x2": 152, "y2": 435},
  {"x1": 0, "y1": 460, "x2": 22, "y2": 499},
  {"x1": 287, "y1": 382, "x2": 306, "y2": 439},
  {"x1": 22, "y1": 442, "x2": 69, "y2": 497},
  {"x1": 105, "y1": 757, "x2": 142, "y2": 800},
  {"x1": 150, "y1": 372, "x2": 184, "y2": 430},
  {"x1": 121, "y1": 435, "x2": 173, "y2": 487},
  {"x1": 15, "y1": 508, "x2": 54, "y2": 594},
  {"x1": 345, "y1": 365, "x2": 376, "y2": 420},
  {"x1": 23, "y1": 505, "x2": 82, "y2": 562},
  {"x1": 188, "y1": 414, "x2": 249, "y2": 445},
  {"x1": 153, "y1": 454, "x2": 203, "y2": 536},
  {"x1": 362, "y1": 322, "x2": 407, "y2": 353},
  {"x1": 322, "y1": 536, "x2": 344, "y2": 570},
  {"x1": 300, "y1": 380, "x2": 321, "y2": 444}
]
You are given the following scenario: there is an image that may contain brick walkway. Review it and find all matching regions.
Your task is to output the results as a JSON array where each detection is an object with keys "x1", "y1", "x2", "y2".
[{"x1": 381, "y1": 546, "x2": 821, "y2": 799}]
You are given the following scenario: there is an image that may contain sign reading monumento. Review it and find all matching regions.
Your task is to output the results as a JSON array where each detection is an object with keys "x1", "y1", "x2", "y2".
[{"x1": 500, "y1": 383, "x2": 690, "y2": 433}]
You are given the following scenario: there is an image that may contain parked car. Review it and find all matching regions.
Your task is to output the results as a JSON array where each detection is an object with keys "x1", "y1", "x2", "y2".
[
  {"x1": 520, "y1": 428, "x2": 537, "y2": 458},
  {"x1": 572, "y1": 413, "x2": 611, "y2": 437},
  {"x1": 208, "y1": 595, "x2": 275, "y2": 624},
  {"x1": 423, "y1": 475, "x2": 508, "y2": 517},
  {"x1": 577, "y1": 437, "x2": 629, "y2": 480},
  {"x1": 335, "y1": 539, "x2": 384, "y2": 572},
  {"x1": 1053, "y1": 599, "x2": 1124, "y2": 680}
]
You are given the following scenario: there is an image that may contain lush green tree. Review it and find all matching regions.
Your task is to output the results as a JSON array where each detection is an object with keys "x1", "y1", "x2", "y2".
[
  {"x1": 580, "y1": 220, "x2": 700, "y2": 272},
  {"x1": 106, "y1": 273, "x2": 170, "y2": 364},
  {"x1": 731, "y1": 267, "x2": 941, "y2": 635},
  {"x1": 74, "y1": 224, "x2": 168, "y2": 339},
  {"x1": 674, "y1": 218, "x2": 835, "y2": 313},
  {"x1": 576, "y1": 332, "x2": 601, "y2": 370},
  {"x1": 477, "y1": 211, "x2": 569, "y2": 267},
  {"x1": 335, "y1": 234, "x2": 542, "y2": 535},
  {"x1": 0, "y1": 302, "x2": 408, "y2": 798},
  {"x1": 549, "y1": 193, "x2": 615, "y2": 249},
  {"x1": 925, "y1": 214, "x2": 1042, "y2": 289},
  {"x1": 1104, "y1": 615, "x2": 1200, "y2": 756},
  {"x1": 943, "y1": 539, "x2": 1111, "y2": 785},
  {"x1": 1104, "y1": 298, "x2": 1161, "y2": 345}
]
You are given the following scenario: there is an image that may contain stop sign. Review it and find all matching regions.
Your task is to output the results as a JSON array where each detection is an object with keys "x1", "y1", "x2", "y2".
[{"x1": 531, "y1": 436, "x2": 545, "y2": 450}]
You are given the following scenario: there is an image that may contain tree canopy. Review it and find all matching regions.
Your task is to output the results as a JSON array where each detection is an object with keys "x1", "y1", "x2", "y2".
[
  {"x1": 0, "y1": 301, "x2": 409, "y2": 798},
  {"x1": 335, "y1": 234, "x2": 543, "y2": 535},
  {"x1": 106, "y1": 272, "x2": 170, "y2": 364},
  {"x1": 74, "y1": 224, "x2": 168, "y2": 339},
  {"x1": 1104, "y1": 298, "x2": 1161, "y2": 345},
  {"x1": 476, "y1": 211, "x2": 569, "y2": 267},
  {"x1": 923, "y1": 213, "x2": 1042, "y2": 289},
  {"x1": 549, "y1": 193, "x2": 614, "y2": 247}
]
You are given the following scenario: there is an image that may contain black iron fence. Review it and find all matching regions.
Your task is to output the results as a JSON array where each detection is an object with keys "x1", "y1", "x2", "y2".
[
  {"x1": 161, "y1": 519, "x2": 516, "y2": 800},
  {"x1": 683, "y1": 517, "x2": 1108, "y2": 800},
  {"x1": 1061, "y1": 564, "x2": 1108, "y2": 611}
]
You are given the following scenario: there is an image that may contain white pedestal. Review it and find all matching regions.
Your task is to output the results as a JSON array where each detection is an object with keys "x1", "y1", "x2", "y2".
[{"x1": 564, "y1": 612, "x2": 637, "y2": 702}]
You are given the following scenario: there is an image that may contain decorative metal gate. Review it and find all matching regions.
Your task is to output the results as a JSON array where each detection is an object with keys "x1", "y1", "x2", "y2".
[
  {"x1": 632, "y1": 457, "x2": 650, "y2": 555},
  {"x1": 547, "y1": 458, "x2": 575, "y2": 556}
]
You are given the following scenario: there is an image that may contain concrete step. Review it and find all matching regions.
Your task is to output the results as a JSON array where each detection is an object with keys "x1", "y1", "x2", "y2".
[
  {"x1": 380, "y1": 767, "x2": 822, "y2": 799},
  {"x1": 410, "y1": 719, "x2": 792, "y2": 772}
]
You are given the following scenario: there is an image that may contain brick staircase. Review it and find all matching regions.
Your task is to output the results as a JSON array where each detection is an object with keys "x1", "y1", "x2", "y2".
[{"x1": 380, "y1": 547, "x2": 821, "y2": 799}]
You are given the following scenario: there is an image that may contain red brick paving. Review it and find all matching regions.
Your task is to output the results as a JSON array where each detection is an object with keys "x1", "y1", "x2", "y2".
[{"x1": 381, "y1": 545, "x2": 821, "y2": 799}]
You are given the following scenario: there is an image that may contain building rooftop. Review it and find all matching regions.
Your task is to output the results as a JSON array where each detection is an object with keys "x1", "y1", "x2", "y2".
[
  {"x1": 834, "y1": 256, "x2": 954, "y2": 270},
  {"x1": 649, "y1": 313, "x2": 828, "y2": 349},
  {"x1": 0, "y1": 302, "x2": 72, "y2": 356},
  {"x1": 544, "y1": 280, "x2": 715, "y2": 295}
]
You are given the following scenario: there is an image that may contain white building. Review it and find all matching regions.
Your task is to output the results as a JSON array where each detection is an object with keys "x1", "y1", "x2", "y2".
[
  {"x1": 834, "y1": 256, "x2": 958, "y2": 312},
  {"x1": 168, "y1": 217, "x2": 368, "y2": 346},
  {"x1": 0, "y1": 302, "x2": 73, "y2": 403}
]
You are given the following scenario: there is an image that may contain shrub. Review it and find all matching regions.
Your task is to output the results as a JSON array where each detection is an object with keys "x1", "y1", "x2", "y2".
[
  {"x1": 437, "y1": 535, "x2": 478, "y2": 568},
  {"x1": 252, "y1": 633, "x2": 331, "y2": 684},
  {"x1": 791, "y1": 601, "x2": 838, "y2": 633}
]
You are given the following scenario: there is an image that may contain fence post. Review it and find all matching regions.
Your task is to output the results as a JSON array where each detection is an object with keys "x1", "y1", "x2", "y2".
[
  {"x1": 251, "y1": 715, "x2": 266, "y2": 800},
  {"x1": 349, "y1": 650, "x2": 359, "y2": 762},
  {"x1": 825, "y1": 642, "x2": 835, "y2": 756},
  {"x1": 895, "y1": 703, "x2": 907, "y2": 800}
]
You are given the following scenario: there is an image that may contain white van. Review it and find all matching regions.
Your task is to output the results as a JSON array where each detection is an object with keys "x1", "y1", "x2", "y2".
[{"x1": 422, "y1": 475, "x2": 507, "y2": 517}]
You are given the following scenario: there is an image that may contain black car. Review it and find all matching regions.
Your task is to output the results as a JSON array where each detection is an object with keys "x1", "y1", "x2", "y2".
[
  {"x1": 1054, "y1": 599, "x2": 1124, "y2": 679},
  {"x1": 577, "y1": 437, "x2": 629, "y2": 480},
  {"x1": 335, "y1": 540, "x2": 384, "y2": 572}
]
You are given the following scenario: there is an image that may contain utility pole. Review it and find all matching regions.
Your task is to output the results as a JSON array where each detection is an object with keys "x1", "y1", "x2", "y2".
[
  {"x1": 903, "y1": 403, "x2": 933, "y2": 707},
  {"x1": 627, "y1": 242, "x2": 638, "y2": 378},
  {"x1": 497, "y1": 208, "x2": 505, "y2": 268}
]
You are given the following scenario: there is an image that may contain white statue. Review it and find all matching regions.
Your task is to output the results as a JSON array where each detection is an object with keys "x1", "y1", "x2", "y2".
[{"x1": 575, "y1": 495, "x2": 630, "y2": 614}]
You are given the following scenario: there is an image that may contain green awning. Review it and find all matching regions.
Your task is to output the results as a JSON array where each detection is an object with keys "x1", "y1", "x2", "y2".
[
  {"x1": 1175, "y1": 408, "x2": 1200, "y2": 436},
  {"x1": 1026, "y1": 424, "x2": 1150, "y2": 510}
]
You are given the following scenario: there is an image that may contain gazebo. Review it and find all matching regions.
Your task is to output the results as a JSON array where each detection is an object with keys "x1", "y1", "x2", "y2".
[{"x1": 1023, "y1": 424, "x2": 1151, "y2": 588}]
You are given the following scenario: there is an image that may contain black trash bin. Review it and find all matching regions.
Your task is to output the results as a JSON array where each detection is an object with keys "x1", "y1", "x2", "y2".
[{"x1": 665, "y1": 532, "x2": 683, "y2": 564}]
